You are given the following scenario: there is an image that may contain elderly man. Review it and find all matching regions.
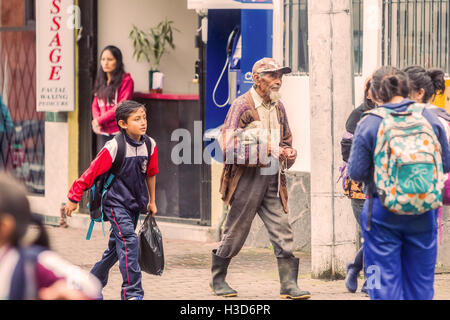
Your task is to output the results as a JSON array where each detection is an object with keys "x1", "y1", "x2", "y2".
[{"x1": 210, "y1": 57, "x2": 311, "y2": 300}]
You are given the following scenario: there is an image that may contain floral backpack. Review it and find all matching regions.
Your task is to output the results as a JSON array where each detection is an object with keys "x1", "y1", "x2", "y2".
[{"x1": 365, "y1": 103, "x2": 445, "y2": 215}]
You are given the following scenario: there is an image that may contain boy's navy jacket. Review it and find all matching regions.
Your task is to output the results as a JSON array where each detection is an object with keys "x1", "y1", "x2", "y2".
[
  {"x1": 348, "y1": 99, "x2": 450, "y2": 231},
  {"x1": 68, "y1": 133, "x2": 158, "y2": 212}
]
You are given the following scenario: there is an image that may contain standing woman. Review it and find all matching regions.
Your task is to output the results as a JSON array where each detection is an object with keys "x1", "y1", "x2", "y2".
[
  {"x1": 92, "y1": 45, "x2": 134, "y2": 147},
  {"x1": 348, "y1": 66, "x2": 450, "y2": 300},
  {"x1": 341, "y1": 76, "x2": 376, "y2": 294},
  {"x1": 403, "y1": 66, "x2": 449, "y2": 140}
]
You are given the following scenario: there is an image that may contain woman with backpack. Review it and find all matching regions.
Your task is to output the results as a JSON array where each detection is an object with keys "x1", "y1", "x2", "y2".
[
  {"x1": 403, "y1": 66, "x2": 449, "y2": 141},
  {"x1": 341, "y1": 76, "x2": 376, "y2": 294},
  {"x1": 403, "y1": 66, "x2": 450, "y2": 243},
  {"x1": 347, "y1": 66, "x2": 450, "y2": 300}
]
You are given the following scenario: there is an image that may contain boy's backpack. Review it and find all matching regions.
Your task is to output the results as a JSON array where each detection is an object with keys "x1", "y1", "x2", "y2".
[
  {"x1": 85, "y1": 132, "x2": 153, "y2": 240},
  {"x1": 364, "y1": 103, "x2": 444, "y2": 224}
]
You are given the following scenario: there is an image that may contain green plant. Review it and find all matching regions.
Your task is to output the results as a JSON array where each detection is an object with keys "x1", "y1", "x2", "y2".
[{"x1": 129, "y1": 18, "x2": 179, "y2": 71}]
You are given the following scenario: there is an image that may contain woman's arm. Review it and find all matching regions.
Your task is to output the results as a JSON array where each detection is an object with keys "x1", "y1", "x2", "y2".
[
  {"x1": 97, "y1": 75, "x2": 134, "y2": 128},
  {"x1": 348, "y1": 117, "x2": 376, "y2": 184}
]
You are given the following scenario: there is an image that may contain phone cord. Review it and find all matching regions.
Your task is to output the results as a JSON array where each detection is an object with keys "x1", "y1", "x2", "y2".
[{"x1": 212, "y1": 56, "x2": 231, "y2": 108}]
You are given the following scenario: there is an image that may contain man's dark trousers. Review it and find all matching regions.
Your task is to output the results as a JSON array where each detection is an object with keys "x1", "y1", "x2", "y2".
[{"x1": 216, "y1": 166, "x2": 295, "y2": 259}]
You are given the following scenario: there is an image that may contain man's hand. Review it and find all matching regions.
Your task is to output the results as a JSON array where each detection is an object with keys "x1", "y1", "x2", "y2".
[
  {"x1": 270, "y1": 145, "x2": 288, "y2": 161},
  {"x1": 147, "y1": 202, "x2": 157, "y2": 217},
  {"x1": 64, "y1": 200, "x2": 78, "y2": 217},
  {"x1": 285, "y1": 148, "x2": 297, "y2": 160}
]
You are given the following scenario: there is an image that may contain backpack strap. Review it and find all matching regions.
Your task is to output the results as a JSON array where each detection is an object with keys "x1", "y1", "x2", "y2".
[
  {"x1": 10, "y1": 246, "x2": 45, "y2": 299},
  {"x1": 363, "y1": 107, "x2": 393, "y2": 119},
  {"x1": 144, "y1": 135, "x2": 153, "y2": 161},
  {"x1": 110, "y1": 132, "x2": 126, "y2": 176},
  {"x1": 86, "y1": 133, "x2": 126, "y2": 241},
  {"x1": 406, "y1": 102, "x2": 425, "y2": 114},
  {"x1": 85, "y1": 220, "x2": 97, "y2": 240},
  {"x1": 367, "y1": 182, "x2": 373, "y2": 231}
]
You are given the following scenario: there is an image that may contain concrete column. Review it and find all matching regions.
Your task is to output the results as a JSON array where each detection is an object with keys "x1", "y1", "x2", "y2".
[
  {"x1": 437, "y1": 206, "x2": 450, "y2": 269},
  {"x1": 309, "y1": 0, "x2": 357, "y2": 279}
]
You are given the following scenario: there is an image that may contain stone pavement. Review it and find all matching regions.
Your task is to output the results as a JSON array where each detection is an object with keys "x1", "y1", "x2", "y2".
[{"x1": 46, "y1": 225, "x2": 450, "y2": 300}]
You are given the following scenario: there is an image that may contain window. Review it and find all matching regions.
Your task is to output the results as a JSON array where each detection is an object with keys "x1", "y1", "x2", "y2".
[
  {"x1": 382, "y1": 0, "x2": 450, "y2": 74},
  {"x1": 352, "y1": 0, "x2": 363, "y2": 75},
  {"x1": 25, "y1": 0, "x2": 36, "y2": 26},
  {"x1": 283, "y1": 0, "x2": 364, "y2": 75},
  {"x1": 283, "y1": 0, "x2": 309, "y2": 74},
  {"x1": 0, "y1": 0, "x2": 43, "y2": 194},
  {"x1": 0, "y1": 0, "x2": 35, "y2": 30}
]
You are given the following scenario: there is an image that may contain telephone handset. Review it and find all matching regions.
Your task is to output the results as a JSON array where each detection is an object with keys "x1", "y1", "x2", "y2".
[
  {"x1": 213, "y1": 27, "x2": 241, "y2": 108},
  {"x1": 226, "y1": 27, "x2": 240, "y2": 56}
]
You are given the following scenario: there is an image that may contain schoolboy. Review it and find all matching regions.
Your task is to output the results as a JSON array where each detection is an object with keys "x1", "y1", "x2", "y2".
[{"x1": 64, "y1": 100, "x2": 158, "y2": 300}]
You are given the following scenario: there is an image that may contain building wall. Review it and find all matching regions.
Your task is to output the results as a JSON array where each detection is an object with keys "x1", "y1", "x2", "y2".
[{"x1": 98, "y1": 0, "x2": 198, "y2": 94}]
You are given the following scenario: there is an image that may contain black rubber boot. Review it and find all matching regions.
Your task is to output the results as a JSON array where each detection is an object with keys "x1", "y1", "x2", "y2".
[
  {"x1": 277, "y1": 257, "x2": 311, "y2": 300},
  {"x1": 210, "y1": 250, "x2": 238, "y2": 297}
]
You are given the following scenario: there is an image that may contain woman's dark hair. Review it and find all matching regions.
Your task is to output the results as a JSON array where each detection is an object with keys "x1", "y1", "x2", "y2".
[
  {"x1": 0, "y1": 173, "x2": 49, "y2": 248},
  {"x1": 403, "y1": 65, "x2": 446, "y2": 103},
  {"x1": 363, "y1": 78, "x2": 376, "y2": 109},
  {"x1": 93, "y1": 45, "x2": 125, "y2": 103},
  {"x1": 115, "y1": 100, "x2": 146, "y2": 129},
  {"x1": 370, "y1": 66, "x2": 410, "y2": 103}
]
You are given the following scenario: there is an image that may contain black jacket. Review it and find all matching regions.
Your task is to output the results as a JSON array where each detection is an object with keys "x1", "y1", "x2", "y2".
[{"x1": 341, "y1": 102, "x2": 374, "y2": 162}]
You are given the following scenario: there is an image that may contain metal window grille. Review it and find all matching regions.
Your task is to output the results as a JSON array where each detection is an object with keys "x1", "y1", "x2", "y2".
[
  {"x1": 353, "y1": 0, "x2": 364, "y2": 75},
  {"x1": 25, "y1": 0, "x2": 36, "y2": 26},
  {"x1": 382, "y1": 0, "x2": 450, "y2": 75},
  {"x1": 283, "y1": 0, "x2": 309, "y2": 74},
  {"x1": 283, "y1": 0, "x2": 364, "y2": 75},
  {"x1": 0, "y1": 0, "x2": 44, "y2": 195}
]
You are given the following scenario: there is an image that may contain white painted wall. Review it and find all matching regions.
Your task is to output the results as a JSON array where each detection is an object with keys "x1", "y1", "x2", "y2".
[
  {"x1": 280, "y1": 76, "x2": 310, "y2": 172},
  {"x1": 98, "y1": 0, "x2": 198, "y2": 94},
  {"x1": 29, "y1": 122, "x2": 69, "y2": 217},
  {"x1": 273, "y1": 0, "x2": 380, "y2": 174}
]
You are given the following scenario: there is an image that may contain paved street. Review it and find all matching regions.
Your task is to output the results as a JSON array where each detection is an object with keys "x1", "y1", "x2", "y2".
[{"x1": 46, "y1": 224, "x2": 450, "y2": 300}]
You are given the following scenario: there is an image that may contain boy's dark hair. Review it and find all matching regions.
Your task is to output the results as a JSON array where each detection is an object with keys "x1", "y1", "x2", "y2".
[
  {"x1": 115, "y1": 100, "x2": 146, "y2": 129},
  {"x1": 403, "y1": 65, "x2": 446, "y2": 103},
  {"x1": 370, "y1": 66, "x2": 410, "y2": 103},
  {"x1": 0, "y1": 173, "x2": 49, "y2": 248}
]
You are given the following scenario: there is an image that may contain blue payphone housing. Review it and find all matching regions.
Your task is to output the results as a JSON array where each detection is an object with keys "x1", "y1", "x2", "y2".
[{"x1": 203, "y1": 6, "x2": 273, "y2": 161}]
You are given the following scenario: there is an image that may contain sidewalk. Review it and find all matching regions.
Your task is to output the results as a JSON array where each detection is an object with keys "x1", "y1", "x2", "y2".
[{"x1": 47, "y1": 225, "x2": 450, "y2": 300}]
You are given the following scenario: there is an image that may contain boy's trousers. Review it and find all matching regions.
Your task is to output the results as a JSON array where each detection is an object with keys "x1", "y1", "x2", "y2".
[
  {"x1": 361, "y1": 200, "x2": 437, "y2": 300},
  {"x1": 91, "y1": 205, "x2": 144, "y2": 300},
  {"x1": 216, "y1": 166, "x2": 295, "y2": 259}
]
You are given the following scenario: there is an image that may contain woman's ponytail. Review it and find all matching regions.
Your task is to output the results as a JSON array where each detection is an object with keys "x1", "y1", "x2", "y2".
[
  {"x1": 371, "y1": 66, "x2": 409, "y2": 103},
  {"x1": 427, "y1": 69, "x2": 446, "y2": 96}
]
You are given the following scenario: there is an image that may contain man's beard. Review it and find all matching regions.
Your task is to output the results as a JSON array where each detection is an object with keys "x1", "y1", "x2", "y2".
[{"x1": 269, "y1": 90, "x2": 281, "y2": 102}]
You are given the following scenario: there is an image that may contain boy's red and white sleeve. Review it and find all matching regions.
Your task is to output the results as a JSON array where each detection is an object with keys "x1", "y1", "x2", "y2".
[
  {"x1": 67, "y1": 143, "x2": 115, "y2": 203},
  {"x1": 146, "y1": 140, "x2": 159, "y2": 177}
]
